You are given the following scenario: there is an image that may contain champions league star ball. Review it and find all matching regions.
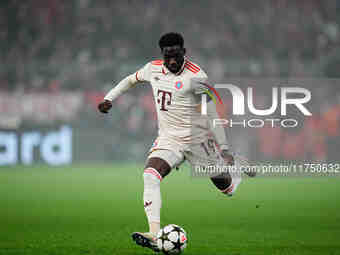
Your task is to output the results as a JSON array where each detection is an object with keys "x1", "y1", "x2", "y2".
[{"x1": 157, "y1": 224, "x2": 187, "y2": 254}]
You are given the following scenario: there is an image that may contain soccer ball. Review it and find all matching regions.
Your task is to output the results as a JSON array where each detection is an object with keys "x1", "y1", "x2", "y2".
[{"x1": 157, "y1": 224, "x2": 187, "y2": 254}]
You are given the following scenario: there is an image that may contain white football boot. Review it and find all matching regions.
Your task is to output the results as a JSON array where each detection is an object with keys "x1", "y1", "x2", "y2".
[{"x1": 131, "y1": 232, "x2": 160, "y2": 252}]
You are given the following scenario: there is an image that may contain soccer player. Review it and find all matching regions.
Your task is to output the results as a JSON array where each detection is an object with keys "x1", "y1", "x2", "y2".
[{"x1": 98, "y1": 33, "x2": 242, "y2": 251}]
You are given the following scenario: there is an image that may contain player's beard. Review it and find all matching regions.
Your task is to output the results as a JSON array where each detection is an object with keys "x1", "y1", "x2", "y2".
[{"x1": 167, "y1": 57, "x2": 184, "y2": 74}]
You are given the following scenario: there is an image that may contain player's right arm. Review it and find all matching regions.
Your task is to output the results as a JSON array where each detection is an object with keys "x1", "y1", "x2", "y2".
[{"x1": 98, "y1": 63, "x2": 151, "y2": 113}]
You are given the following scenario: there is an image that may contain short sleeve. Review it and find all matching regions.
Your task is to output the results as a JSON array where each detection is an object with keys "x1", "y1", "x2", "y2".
[
  {"x1": 134, "y1": 63, "x2": 151, "y2": 83},
  {"x1": 192, "y1": 70, "x2": 210, "y2": 95}
]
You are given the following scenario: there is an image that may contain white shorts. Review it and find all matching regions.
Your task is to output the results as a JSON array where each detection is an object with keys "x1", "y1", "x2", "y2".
[
  {"x1": 147, "y1": 137, "x2": 221, "y2": 169},
  {"x1": 147, "y1": 137, "x2": 242, "y2": 196},
  {"x1": 148, "y1": 149, "x2": 185, "y2": 169}
]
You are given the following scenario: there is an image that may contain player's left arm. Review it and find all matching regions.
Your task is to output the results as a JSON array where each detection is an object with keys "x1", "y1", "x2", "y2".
[
  {"x1": 193, "y1": 71, "x2": 234, "y2": 165},
  {"x1": 205, "y1": 100, "x2": 234, "y2": 165}
]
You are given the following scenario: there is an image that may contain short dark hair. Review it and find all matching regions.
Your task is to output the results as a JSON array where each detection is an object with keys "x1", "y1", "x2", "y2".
[{"x1": 158, "y1": 32, "x2": 184, "y2": 50}]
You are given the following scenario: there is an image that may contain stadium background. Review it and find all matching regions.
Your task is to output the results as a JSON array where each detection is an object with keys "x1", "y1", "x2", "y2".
[
  {"x1": 1, "y1": 0, "x2": 340, "y2": 164},
  {"x1": 1, "y1": 1, "x2": 340, "y2": 255}
]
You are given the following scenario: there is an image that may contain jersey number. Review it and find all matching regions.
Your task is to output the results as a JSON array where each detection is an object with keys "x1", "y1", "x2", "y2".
[{"x1": 157, "y1": 89, "x2": 172, "y2": 111}]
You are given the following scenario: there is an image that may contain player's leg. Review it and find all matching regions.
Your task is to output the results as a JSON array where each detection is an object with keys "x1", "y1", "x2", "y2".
[
  {"x1": 210, "y1": 172, "x2": 231, "y2": 193},
  {"x1": 210, "y1": 153, "x2": 243, "y2": 196},
  {"x1": 210, "y1": 172, "x2": 241, "y2": 196},
  {"x1": 132, "y1": 149, "x2": 183, "y2": 251},
  {"x1": 212, "y1": 153, "x2": 257, "y2": 196},
  {"x1": 187, "y1": 138, "x2": 242, "y2": 196},
  {"x1": 143, "y1": 156, "x2": 172, "y2": 235},
  {"x1": 132, "y1": 156, "x2": 170, "y2": 251}
]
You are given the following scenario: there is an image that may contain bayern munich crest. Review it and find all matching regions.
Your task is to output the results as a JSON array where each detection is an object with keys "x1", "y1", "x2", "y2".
[
  {"x1": 151, "y1": 140, "x2": 158, "y2": 148},
  {"x1": 175, "y1": 81, "x2": 183, "y2": 90}
]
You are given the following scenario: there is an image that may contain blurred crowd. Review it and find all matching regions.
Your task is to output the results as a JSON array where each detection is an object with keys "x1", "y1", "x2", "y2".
[
  {"x1": 1, "y1": 0, "x2": 340, "y2": 92},
  {"x1": 1, "y1": 0, "x2": 340, "y2": 162}
]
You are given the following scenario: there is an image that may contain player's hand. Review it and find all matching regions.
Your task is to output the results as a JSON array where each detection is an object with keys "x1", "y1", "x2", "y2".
[
  {"x1": 98, "y1": 100, "x2": 112, "y2": 114},
  {"x1": 221, "y1": 150, "x2": 234, "y2": 165}
]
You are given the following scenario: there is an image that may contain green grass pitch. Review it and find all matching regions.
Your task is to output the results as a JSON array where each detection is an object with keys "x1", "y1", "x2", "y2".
[{"x1": 1, "y1": 164, "x2": 339, "y2": 255}]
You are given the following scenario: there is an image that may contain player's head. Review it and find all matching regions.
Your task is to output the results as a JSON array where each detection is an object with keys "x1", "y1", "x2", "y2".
[{"x1": 159, "y1": 32, "x2": 186, "y2": 74}]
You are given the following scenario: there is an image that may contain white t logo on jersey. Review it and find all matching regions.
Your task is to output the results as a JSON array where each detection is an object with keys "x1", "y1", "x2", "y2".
[{"x1": 157, "y1": 89, "x2": 172, "y2": 111}]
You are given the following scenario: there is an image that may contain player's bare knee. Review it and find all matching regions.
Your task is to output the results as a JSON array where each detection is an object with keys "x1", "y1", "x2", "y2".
[
  {"x1": 145, "y1": 157, "x2": 171, "y2": 178},
  {"x1": 210, "y1": 172, "x2": 232, "y2": 194}
]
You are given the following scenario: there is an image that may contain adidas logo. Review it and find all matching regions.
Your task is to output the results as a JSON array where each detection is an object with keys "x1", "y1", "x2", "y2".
[{"x1": 144, "y1": 201, "x2": 152, "y2": 208}]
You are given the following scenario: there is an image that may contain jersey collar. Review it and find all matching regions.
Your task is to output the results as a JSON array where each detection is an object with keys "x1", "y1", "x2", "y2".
[{"x1": 162, "y1": 57, "x2": 187, "y2": 76}]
